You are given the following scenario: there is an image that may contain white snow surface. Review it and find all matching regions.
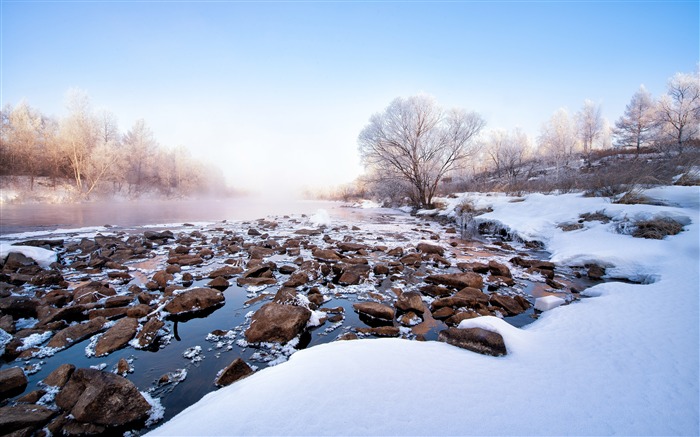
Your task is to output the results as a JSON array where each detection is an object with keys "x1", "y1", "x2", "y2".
[
  {"x1": 0, "y1": 244, "x2": 57, "y2": 268},
  {"x1": 149, "y1": 186, "x2": 699, "y2": 436},
  {"x1": 309, "y1": 208, "x2": 332, "y2": 227}
]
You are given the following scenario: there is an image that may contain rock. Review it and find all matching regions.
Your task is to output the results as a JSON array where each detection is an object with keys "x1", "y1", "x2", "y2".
[
  {"x1": 338, "y1": 332, "x2": 358, "y2": 340},
  {"x1": 0, "y1": 296, "x2": 39, "y2": 318},
  {"x1": 356, "y1": 326, "x2": 400, "y2": 337},
  {"x1": 47, "y1": 317, "x2": 107, "y2": 350},
  {"x1": 126, "y1": 304, "x2": 152, "y2": 318},
  {"x1": 208, "y1": 266, "x2": 244, "y2": 278},
  {"x1": 273, "y1": 287, "x2": 299, "y2": 305},
  {"x1": 438, "y1": 327, "x2": 507, "y2": 356},
  {"x1": 237, "y1": 276, "x2": 277, "y2": 287},
  {"x1": 352, "y1": 302, "x2": 395, "y2": 321},
  {"x1": 42, "y1": 364, "x2": 76, "y2": 388},
  {"x1": 72, "y1": 281, "x2": 116, "y2": 304},
  {"x1": 587, "y1": 264, "x2": 606, "y2": 280},
  {"x1": 373, "y1": 263, "x2": 390, "y2": 276},
  {"x1": 312, "y1": 248, "x2": 342, "y2": 262},
  {"x1": 152, "y1": 271, "x2": 173, "y2": 289},
  {"x1": 489, "y1": 294, "x2": 528, "y2": 316},
  {"x1": 416, "y1": 242, "x2": 444, "y2": 256},
  {"x1": 445, "y1": 311, "x2": 479, "y2": 326},
  {"x1": 134, "y1": 317, "x2": 165, "y2": 349},
  {"x1": 0, "y1": 366, "x2": 28, "y2": 400},
  {"x1": 457, "y1": 261, "x2": 490, "y2": 273},
  {"x1": 167, "y1": 254, "x2": 204, "y2": 266},
  {"x1": 104, "y1": 295, "x2": 133, "y2": 308},
  {"x1": 207, "y1": 276, "x2": 230, "y2": 290},
  {"x1": 454, "y1": 287, "x2": 490, "y2": 307},
  {"x1": 397, "y1": 311, "x2": 422, "y2": 326},
  {"x1": 0, "y1": 404, "x2": 55, "y2": 434},
  {"x1": 419, "y1": 284, "x2": 453, "y2": 298},
  {"x1": 116, "y1": 358, "x2": 131, "y2": 376},
  {"x1": 244, "y1": 302, "x2": 311, "y2": 344},
  {"x1": 336, "y1": 242, "x2": 368, "y2": 253},
  {"x1": 16, "y1": 389, "x2": 46, "y2": 404},
  {"x1": 30, "y1": 269, "x2": 65, "y2": 287},
  {"x1": 94, "y1": 317, "x2": 139, "y2": 357},
  {"x1": 399, "y1": 253, "x2": 422, "y2": 266},
  {"x1": 395, "y1": 291, "x2": 426, "y2": 314},
  {"x1": 338, "y1": 264, "x2": 371, "y2": 285},
  {"x1": 425, "y1": 272, "x2": 484, "y2": 290},
  {"x1": 283, "y1": 271, "x2": 310, "y2": 287},
  {"x1": 215, "y1": 358, "x2": 254, "y2": 387},
  {"x1": 164, "y1": 288, "x2": 224, "y2": 316},
  {"x1": 431, "y1": 307, "x2": 455, "y2": 320},
  {"x1": 387, "y1": 247, "x2": 404, "y2": 257},
  {"x1": 144, "y1": 230, "x2": 174, "y2": 241},
  {"x1": 488, "y1": 260, "x2": 512, "y2": 278},
  {"x1": 55, "y1": 368, "x2": 151, "y2": 426}
]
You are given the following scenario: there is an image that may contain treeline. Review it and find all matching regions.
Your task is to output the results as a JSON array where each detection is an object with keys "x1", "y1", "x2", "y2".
[
  {"x1": 319, "y1": 69, "x2": 700, "y2": 206},
  {"x1": 1, "y1": 89, "x2": 228, "y2": 199}
]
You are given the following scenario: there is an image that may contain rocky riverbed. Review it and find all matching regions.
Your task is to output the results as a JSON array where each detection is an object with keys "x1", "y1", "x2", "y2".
[{"x1": 0, "y1": 208, "x2": 600, "y2": 435}]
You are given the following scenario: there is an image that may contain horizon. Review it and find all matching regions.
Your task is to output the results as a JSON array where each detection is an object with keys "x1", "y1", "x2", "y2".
[{"x1": 2, "y1": 1, "x2": 698, "y2": 196}]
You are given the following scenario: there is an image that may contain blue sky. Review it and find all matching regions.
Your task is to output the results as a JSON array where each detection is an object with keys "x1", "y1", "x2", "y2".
[{"x1": 2, "y1": 1, "x2": 698, "y2": 195}]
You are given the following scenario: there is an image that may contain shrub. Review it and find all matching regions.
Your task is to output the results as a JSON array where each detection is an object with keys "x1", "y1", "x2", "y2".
[{"x1": 632, "y1": 218, "x2": 684, "y2": 239}]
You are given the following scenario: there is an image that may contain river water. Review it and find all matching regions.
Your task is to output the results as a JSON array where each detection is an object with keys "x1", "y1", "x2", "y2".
[{"x1": 0, "y1": 197, "x2": 344, "y2": 236}]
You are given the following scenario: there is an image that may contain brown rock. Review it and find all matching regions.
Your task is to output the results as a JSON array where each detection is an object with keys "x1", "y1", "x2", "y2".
[
  {"x1": 399, "y1": 253, "x2": 422, "y2": 266},
  {"x1": 352, "y1": 302, "x2": 394, "y2": 321},
  {"x1": 425, "y1": 272, "x2": 484, "y2": 290},
  {"x1": 431, "y1": 307, "x2": 455, "y2": 320},
  {"x1": 0, "y1": 404, "x2": 55, "y2": 434},
  {"x1": 164, "y1": 288, "x2": 224, "y2": 316},
  {"x1": 47, "y1": 317, "x2": 107, "y2": 350},
  {"x1": 416, "y1": 242, "x2": 444, "y2": 256},
  {"x1": 373, "y1": 264, "x2": 390, "y2": 276},
  {"x1": 207, "y1": 276, "x2": 230, "y2": 290},
  {"x1": 283, "y1": 271, "x2": 310, "y2": 287},
  {"x1": 587, "y1": 264, "x2": 606, "y2": 280},
  {"x1": 237, "y1": 276, "x2": 277, "y2": 287},
  {"x1": 134, "y1": 317, "x2": 164, "y2": 349},
  {"x1": 445, "y1": 311, "x2": 479, "y2": 326},
  {"x1": 312, "y1": 248, "x2": 342, "y2": 262},
  {"x1": 244, "y1": 302, "x2": 311, "y2": 344},
  {"x1": 488, "y1": 260, "x2": 512, "y2": 278},
  {"x1": 395, "y1": 291, "x2": 426, "y2": 314},
  {"x1": 0, "y1": 367, "x2": 27, "y2": 400},
  {"x1": 104, "y1": 295, "x2": 133, "y2": 308},
  {"x1": 215, "y1": 358, "x2": 254, "y2": 387},
  {"x1": 338, "y1": 264, "x2": 371, "y2": 285},
  {"x1": 72, "y1": 281, "x2": 116, "y2": 305},
  {"x1": 152, "y1": 271, "x2": 173, "y2": 289},
  {"x1": 489, "y1": 294, "x2": 527, "y2": 316},
  {"x1": 94, "y1": 317, "x2": 138, "y2": 357},
  {"x1": 55, "y1": 368, "x2": 151, "y2": 426},
  {"x1": 208, "y1": 266, "x2": 244, "y2": 278},
  {"x1": 438, "y1": 327, "x2": 507, "y2": 356},
  {"x1": 42, "y1": 363, "x2": 75, "y2": 388},
  {"x1": 116, "y1": 358, "x2": 130, "y2": 376},
  {"x1": 356, "y1": 326, "x2": 400, "y2": 337}
]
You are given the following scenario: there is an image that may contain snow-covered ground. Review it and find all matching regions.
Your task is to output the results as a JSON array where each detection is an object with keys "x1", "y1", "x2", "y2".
[{"x1": 147, "y1": 185, "x2": 697, "y2": 435}]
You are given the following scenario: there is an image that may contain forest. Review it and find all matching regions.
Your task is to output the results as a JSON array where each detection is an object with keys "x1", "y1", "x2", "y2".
[{"x1": 0, "y1": 89, "x2": 228, "y2": 200}]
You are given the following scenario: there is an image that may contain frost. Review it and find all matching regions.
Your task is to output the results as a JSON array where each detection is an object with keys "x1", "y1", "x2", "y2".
[
  {"x1": 17, "y1": 331, "x2": 53, "y2": 352},
  {"x1": 141, "y1": 391, "x2": 165, "y2": 426},
  {"x1": 15, "y1": 318, "x2": 39, "y2": 330},
  {"x1": 183, "y1": 346, "x2": 204, "y2": 363},
  {"x1": 0, "y1": 329, "x2": 11, "y2": 355},
  {"x1": 90, "y1": 363, "x2": 107, "y2": 370}
]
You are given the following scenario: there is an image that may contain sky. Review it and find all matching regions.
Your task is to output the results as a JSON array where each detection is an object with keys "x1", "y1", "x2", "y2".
[{"x1": 2, "y1": 1, "x2": 698, "y2": 196}]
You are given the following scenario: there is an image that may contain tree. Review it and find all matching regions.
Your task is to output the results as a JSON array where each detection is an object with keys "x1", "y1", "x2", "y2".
[
  {"x1": 576, "y1": 99, "x2": 603, "y2": 164},
  {"x1": 538, "y1": 108, "x2": 579, "y2": 171},
  {"x1": 6, "y1": 101, "x2": 45, "y2": 189},
  {"x1": 613, "y1": 85, "x2": 658, "y2": 153},
  {"x1": 59, "y1": 88, "x2": 97, "y2": 193},
  {"x1": 358, "y1": 94, "x2": 485, "y2": 208},
  {"x1": 484, "y1": 127, "x2": 530, "y2": 183},
  {"x1": 123, "y1": 119, "x2": 157, "y2": 194},
  {"x1": 655, "y1": 71, "x2": 700, "y2": 154}
]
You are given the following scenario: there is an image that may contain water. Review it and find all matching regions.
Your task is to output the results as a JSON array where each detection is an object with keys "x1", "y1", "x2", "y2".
[{"x1": 0, "y1": 197, "x2": 342, "y2": 236}]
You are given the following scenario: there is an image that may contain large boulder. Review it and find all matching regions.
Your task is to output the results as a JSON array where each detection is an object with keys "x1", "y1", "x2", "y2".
[
  {"x1": 42, "y1": 363, "x2": 76, "y2": 388},
  {"x1": 352, "y1": 302, "x2": 395, "y2": 321},
  {"x1": 163, "y1": 288, "x2": 224, "y2": 316},
  {"x1": 0, "y1": 366, "x2": 27, "y2": 400},
  {"x1": 438, "y1": 327, "x2": 507, "y2": 357},
  {"x1": 55, "y1": 368, "x2": 151, "y2": 427},
  {"x1": 244, "y1": 302, "x2": 311, "y2": 344},
  {"x1": 395, "y1": 291, "x2": 426, "y2": 314},
  {"x1": 312, "y1": 248, "x2": 342, "y2": 262},
  {"x1": 94, "y1": 317, "x2": 139, "y2": 357},
  {"x1": 0, "y1": 404, "x2": 55, "y2": 434},
  {"x1": 215, "y1": 358, "x2": 254, "y2": 387},
  {"x1": 425, "y1": 272, "x2": 484, "y2": 290}
]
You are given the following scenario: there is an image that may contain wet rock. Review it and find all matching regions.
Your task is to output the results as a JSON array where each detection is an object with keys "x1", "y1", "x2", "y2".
[
  {"x1": 338, "y1": 264, "x2": 371, "y2": 285},
  {"x1": 72, "y1": 281, "x2": 116, "y2": 305},
  {"x1": 0, "y1": 295, "x2": 39, "y2": 318},
  {"x1": 30, "y1": 269, "x2": 65, "y2": 287},
  {"x1": 425, "y1": 272, "x2": 484, "y2": 290},
  {"x1": 352, "y1": 302, "x2": 395, "y2": 321},
  {"x1": 164, "y1": 288, "x2": 224, "y2": 316},
  {"x1": 144, "y1": 230, "x2": 174, "y2": 241},
  {"x1": 395, "y1": 291, "x2": 426, "y2": 314},
  {"x1": 356, "y1": 326, "x2": 400, "y2": 337},
  {"x1": 397, "y1": 311, "x2": 422, "y2": 326},
  {"x1": 419, "y1": 284, "x2": 453, "y2": 298},
  {"x1": 445, "y1": 311, "x2": 479, "y2": 326},
  {"x1": 338, "y1": 332, "x2": 358, "y2": 340},
  {"x1": 0, "y1": 366, "x2": 28, "y2": 400},
  {"x1": 244, "y1": 302, "x2": 311, "y2": 344},
  {"x1": 152, "y1": 271, "x2": 174, "y2": 289},
  {"x1": 215, "y1": 358, "x2": 254, "y2": 387},
  {"x1": 207, "y1": 276, "x2": 230, "y2": 290},
  {"x1": 104, "y1": 295, "x2": 133, "y2": 308},
  {"x1": 237, "y1": 276, "x2": 277, "y2": 287},
  {"x1": 116, "y1": 358, "x2": 131, "y2": 376},
  {"x1": 457, "y1": 262, "x2": 490, "y2": 273},
  {"x1": 0, "y1": 404, "x2": 55, "y2": 434},
  {"x1": 399, "y1": 253, "x2": 422, "y2": 266},
  {"x1": 134, "y1": 317, "x2": 164, "y2": 349},
  {"x1": 416, "y1": 242, "x2": 444, "y2": 256},
  {"x1": 509, "y1": 256, "x2": 555, "y2": 271},
  {"x1": 587, "y1": 264, "x2": 606, "y2": 280},
  {"x1": 208, "y1": 265, "x2": 244, "y2": 278},
  {"x1": 489, "y1": 294, "x2": 529, "y2": 316},
  {"x1": 47, "y1": 317, "x2": 108, "y2": 350},
  {"x1": 431, "y1": 307, "x2": 455, "y2": 320},
  {"x1": 94, "y1": 317, "x2": 139, "y2": 357},
  {"x1": 488, "y1": 260, "x2": 512, "y2": 278},
  {"x1": 283, "y1": 271, "x2": 310, "y2": 287},
  {"x1": 42, "y1": 363, "x2": 75, "y2": 388},
  {"x1": 55, "y1": 368, "x2": 151, "y2": 427},
  {"x1": 438, "y1": 327, "x2": 507, "y2": 356},
  {"x1": 488, "y1": 275, "x2": 516, "y2": 288},
  {"x1": 16, "y1": 389, "x2": 47, "y2": 404}
]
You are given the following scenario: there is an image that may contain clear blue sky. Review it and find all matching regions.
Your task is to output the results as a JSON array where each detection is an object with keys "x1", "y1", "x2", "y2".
[{"x1": 2, "y1": 1, "x2": 698, "y2": 195}]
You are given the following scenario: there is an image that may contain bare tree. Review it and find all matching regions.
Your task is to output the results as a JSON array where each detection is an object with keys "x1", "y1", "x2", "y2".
[
  {"x1": 538, "y1": 108, "x2": 579, "y2": 173},
  {"x1": 59, "y1": 88, "x2": 97, "y2": 193},
  {"x1": 656, "y1": 71, "x2": 700, "y2": 154},
  {"x1": 358, "y1": 94, "x2": 485, "y2": 208},
  {"x1": 6, "y1": 101, "x2": 45, "y2": 190},
  {"x1": 123, "y1": 119, "x2": 157, "y2": 194},
  {"x1": 613, "y1": 85, "x2": 658, "y2": 153},
  {"x1": 485, "y1": 127, "x2": 530, "y2": 183},
  {"x1": 576, "y1": 99, "x2": 603, "y2": 164}
]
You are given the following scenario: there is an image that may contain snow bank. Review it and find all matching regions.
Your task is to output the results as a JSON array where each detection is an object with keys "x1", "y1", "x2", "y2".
[
  {"x1": 0, "y1": 244, "x2": 57, "y2": 268},
  {"x1": 149, "y1": 186, "x2": 699, "y2": 436},
  {"x1": 309, "y1": 209, "x2": 331, "y2": 227}
]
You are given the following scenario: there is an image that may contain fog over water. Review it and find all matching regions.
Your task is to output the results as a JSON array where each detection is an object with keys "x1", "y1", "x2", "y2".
[{"x1": 0, "y1": 197, "x2": 345, "y2": 236}]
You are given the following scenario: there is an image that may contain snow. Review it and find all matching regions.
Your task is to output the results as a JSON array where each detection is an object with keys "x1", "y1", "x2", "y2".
[
  {"x1": 143, "y1": 185, "x2": 697, "y2": 436},
  {"x1": 309, "y1": 208, "x2": 331, "y2": 227},
  {"x1": 0, "y1": 329, "x2": 12, "y2": 356},
  {"x1": 534, "y1": 295, "x2": 566, "y2": 311},
  {"x1": 0, "y1": 243, "x2": 57, "y2": 268}
]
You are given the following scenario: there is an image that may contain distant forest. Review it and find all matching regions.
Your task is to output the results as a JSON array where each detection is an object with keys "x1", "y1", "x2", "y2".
[{"x1": 1, "y1": 89, "x2": 228, "y2": 199}]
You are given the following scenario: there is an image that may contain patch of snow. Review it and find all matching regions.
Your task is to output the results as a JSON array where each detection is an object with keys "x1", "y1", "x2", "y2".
[
  {"x1": 534, "y1": 295, "x2": 566, "y2": 311},
  {"x1": 15, "y1": 318, "x2": 39, "y2": 330},
  {"x1": 0, "y1": 329, "x2": 11, "y2": 355},
  {"x1": 0, "y1": 244, "x2": 57, "y2": 268},
  {"x1": 17, "y1": 331, "x2": 53, "y2": 351},
  {"x1": 141, "y1": 391, "x2": 166, "y2": 427},
  {"x1": 309, "y1": 209, "x2": 331, "y2": 227}
]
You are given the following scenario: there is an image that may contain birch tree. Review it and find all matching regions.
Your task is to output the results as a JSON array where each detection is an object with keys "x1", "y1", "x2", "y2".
[
  {"x1": 655, "y1": 71, "x2": 700, "y2": 154},
  {"x1": 613, "y1": 85, "x2": 658, "y2": 153},
  {"x1": 576, "y1": 99, "x2": 603, "y2": 164},
  {"x1": 358, "y1": 94, "x2": 485, "y2": 208},
  {"x1": 538, "y1": 108, "x2": 579, "y2": 175}
]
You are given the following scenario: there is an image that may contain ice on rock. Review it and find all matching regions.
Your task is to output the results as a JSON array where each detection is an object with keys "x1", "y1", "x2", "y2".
[{"x1": 534, "y1": 295, "x2": 566, "y2": 312}]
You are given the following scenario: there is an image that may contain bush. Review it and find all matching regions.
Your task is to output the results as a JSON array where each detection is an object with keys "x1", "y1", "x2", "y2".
[{"x1": 632, "y1": 218, "x2": 684, "y2": 239}]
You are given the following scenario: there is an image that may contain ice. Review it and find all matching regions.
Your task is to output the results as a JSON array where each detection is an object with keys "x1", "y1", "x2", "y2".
[
  {"x1": 534, "y1": 295, "x2": 566, "y2": 311},
  {"x1": 309, "y1": 209, "x2": 331, "y2": 227},
  {"x1": 17, "y1": 331, "x2": 53, "y2": 351},
  {"x1": 141, "y1": 391, "x2": 165, "y2": 427},
  {"x1": 0, "y1": 328, "x2": 13, "y2": 355},
  {"x1": 0, "y1": 244, "x2": 57, "y2": 268}
]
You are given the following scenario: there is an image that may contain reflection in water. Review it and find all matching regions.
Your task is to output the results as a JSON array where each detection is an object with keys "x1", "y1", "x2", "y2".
[{"x1": 0, "y1": 197, "x2": 341, "y2": 235}]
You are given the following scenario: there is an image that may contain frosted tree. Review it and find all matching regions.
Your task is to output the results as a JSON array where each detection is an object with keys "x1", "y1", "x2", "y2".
[
  {"x1": 5, "y1": 101, "x2": 44, "y2": 188},
  {"x1": 485, "y1": 127, "x2": 530, "y2": 182},
  {"x1": 538, "y1": 108, "x2": 579, "y2": 171},
  {"x1": 358, "y1": 94, "x2": 485, "y2": 208},
  {"x1": 613, "y1": 85, "x2": 658, "y2": 153},
  {"x1": 59, "y1": 88, "x2": 98, "y2": 193},
  {"x1": 655, "y1": 71, "x2": 700, "y2": 154},
  {"x1": 576, "y1": 99, "x2": 603, "y2": 164},
  {"x1": 123, "y1": 119, "x2": 157, "y2": 194}
]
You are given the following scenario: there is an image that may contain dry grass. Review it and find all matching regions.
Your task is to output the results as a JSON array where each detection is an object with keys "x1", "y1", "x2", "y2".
[
  {"x1": 580, "y1": 210, "x2": 611, "y2": 223},
  {"x1": 632, "y1": 218, "x2": 684, "y2": 239}
]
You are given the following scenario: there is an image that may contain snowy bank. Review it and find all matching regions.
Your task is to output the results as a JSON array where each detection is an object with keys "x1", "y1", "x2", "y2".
[{"x1": 149, "y1": 186, "x2": 699, "y2": 436}]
